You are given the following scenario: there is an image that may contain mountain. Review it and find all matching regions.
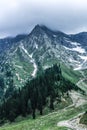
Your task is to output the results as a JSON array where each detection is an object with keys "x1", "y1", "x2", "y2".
[
  {"x1": 0, "y1": 25, "x2": 87, "y2": 129},
  {"x1": 0, "y1": 25, "x2": 87, "y2": 98},
  {"x1": 71, "y1": 32, "x2": 87, "y2": 47},
  {"x1": 0, "y1": 34, "x2": 27, "y2": 52}
]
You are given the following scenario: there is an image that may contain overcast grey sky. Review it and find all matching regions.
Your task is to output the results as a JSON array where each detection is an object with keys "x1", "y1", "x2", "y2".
[{"x1": 0, "y1": 0, "x2": 87, "y2": 38}]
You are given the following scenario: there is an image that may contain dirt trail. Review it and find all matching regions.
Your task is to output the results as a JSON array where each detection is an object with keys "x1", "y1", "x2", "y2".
[
  {"x1": 69, "y1": 90, "x2": 87, "y2": 107},
  {"x1": 57, "y1": 112, "x2": 87, "y2": 130},
  {"x1": 57, "y1": 90, "x2": 87, "y2": 130}
]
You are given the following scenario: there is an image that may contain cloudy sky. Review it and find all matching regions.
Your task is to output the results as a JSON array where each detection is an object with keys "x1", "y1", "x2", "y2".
[{"x1": 0, "y1": 0, "x2": 87, "y2": 38}]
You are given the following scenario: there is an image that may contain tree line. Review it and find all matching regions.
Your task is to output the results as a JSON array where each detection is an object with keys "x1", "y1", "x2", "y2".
[{"x1": 0, "y1": 64, "x2": 79, "y2": 123}]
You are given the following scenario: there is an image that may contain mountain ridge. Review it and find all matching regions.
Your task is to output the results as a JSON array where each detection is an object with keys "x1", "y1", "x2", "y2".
[{"x1": 0, "y1": 25, "x2": 87, "y2": 98}]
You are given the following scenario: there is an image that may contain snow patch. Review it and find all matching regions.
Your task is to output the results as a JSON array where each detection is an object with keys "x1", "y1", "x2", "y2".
[
  {"x1": 64, "y1": 46, "x2": 85, "y2": 54},
  {"x1": 70, "y1": 41, "x2": 80, "y2": 46},
  {"x1": 20, "y1": 43, "x2": 37, "y2": 77},
  {"x1": 30, "y1": 58, "x2": 37, "y2": 77},
  {"x1": 43, "y1": 65, "x2": 51, "y2": 69},
  {"x1": 79, "y1": 55, "x2": 87, "y2": 60},
  {"x1": 12, "y1": 48, "x2": 18, "y2": 55},
  {"x1": 72, "y1": 46, "x2": 85, "y2": 54},
  {"x1": 64, "y1": 38, "x2": 85, "y2": 54},
  {"x1": 34, "y1": 43, "x2": 38, "y2": 49},
  {"x1": 64, "y1": 38, "x2": 80, "y2": 46},
  {"x1": 74, "y1": 55, "x2": 87, "y2": 70},
  {"x1": 15, "y1": 65, "x2": 23, "y2": 69},
  {"x1": 69, "y1": 58, "x2": 80, "y2": 63},
  {"x1": 53, "y1": 35, "x2": 57, "y2": 38},
  {"x1": 74, "y1": 66, "x2": 82, "y2": 71},
  {"x1": 21, "y1": 44, "x2": 33, "y2": 58},
  {"x1": 16, "y1": 73, "x2": 22, "y2": 81}
]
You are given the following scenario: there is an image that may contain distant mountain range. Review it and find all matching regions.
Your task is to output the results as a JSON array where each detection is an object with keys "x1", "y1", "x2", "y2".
[{"x1": 0, "y1": 25, "x2": 87, "y2": 98}]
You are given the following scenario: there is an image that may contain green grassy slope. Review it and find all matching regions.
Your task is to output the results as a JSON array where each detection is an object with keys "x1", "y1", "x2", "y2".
[
  {"x1": 0, "y1": 104, "x2": 87, "y2": 130},
  {"x1": 12, "y1": 52, "x2": 34, "y2": 88},
  {"x1": 43, "y1": 59, "x2": 82, "y2": 84},
  {"x1": 60, "y1": 63, "x2": 82, "y2": 84}
]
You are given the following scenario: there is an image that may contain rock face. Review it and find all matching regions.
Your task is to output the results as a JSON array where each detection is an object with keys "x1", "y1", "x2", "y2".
[{"x1": 0, "y1": 25, "x2": 87, "y2": 97}]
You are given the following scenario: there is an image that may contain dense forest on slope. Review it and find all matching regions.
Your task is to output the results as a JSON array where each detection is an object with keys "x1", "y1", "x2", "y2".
[{"x1": 0, "y1": 64, "x2": 81, "y2": 123}]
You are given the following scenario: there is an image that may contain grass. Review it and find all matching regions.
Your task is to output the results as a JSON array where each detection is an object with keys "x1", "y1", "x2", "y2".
[
  {"x1": 12, "y1": 54, "x2": 82, "y2": 89},
  {"x1": 0, "y1": 104, "x2": 87, "y2": 130},
  {"x1": 43, "y1": 59, "x2": 82, "y2": 84},
  {"x1": 12, "y1": 53, "x2": 34, "y2": 88},
  {"x1": 60, "y1": 63, "x2": 82, "y2": 84},
  {"x1": 1, "y1": 55, "x2": 85, "y2": 130},
  {"x1": 83, "y1": 69, "x2": 87, "y2": 77}
]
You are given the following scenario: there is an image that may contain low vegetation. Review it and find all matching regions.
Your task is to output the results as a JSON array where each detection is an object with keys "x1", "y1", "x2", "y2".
[
  {"x1": 0, "y1": 64, "x2": 80, "y2": 124},
  {"x1": 0, "y1": 104, "x2": 87, "y2": 130}
]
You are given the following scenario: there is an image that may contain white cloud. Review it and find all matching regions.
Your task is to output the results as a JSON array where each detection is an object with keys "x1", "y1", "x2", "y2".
[{"x1": 0, "y1": 0, "x2": 87, "y2": 37}]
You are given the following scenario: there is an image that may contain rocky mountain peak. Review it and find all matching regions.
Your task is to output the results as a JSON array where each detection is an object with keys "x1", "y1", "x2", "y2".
[
  {"x1": 30, "y1": 24, "x2": 44, "y2": 36},
  {"x1": 30, "y1": 25, "x2": 68, "y2": 39}
]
